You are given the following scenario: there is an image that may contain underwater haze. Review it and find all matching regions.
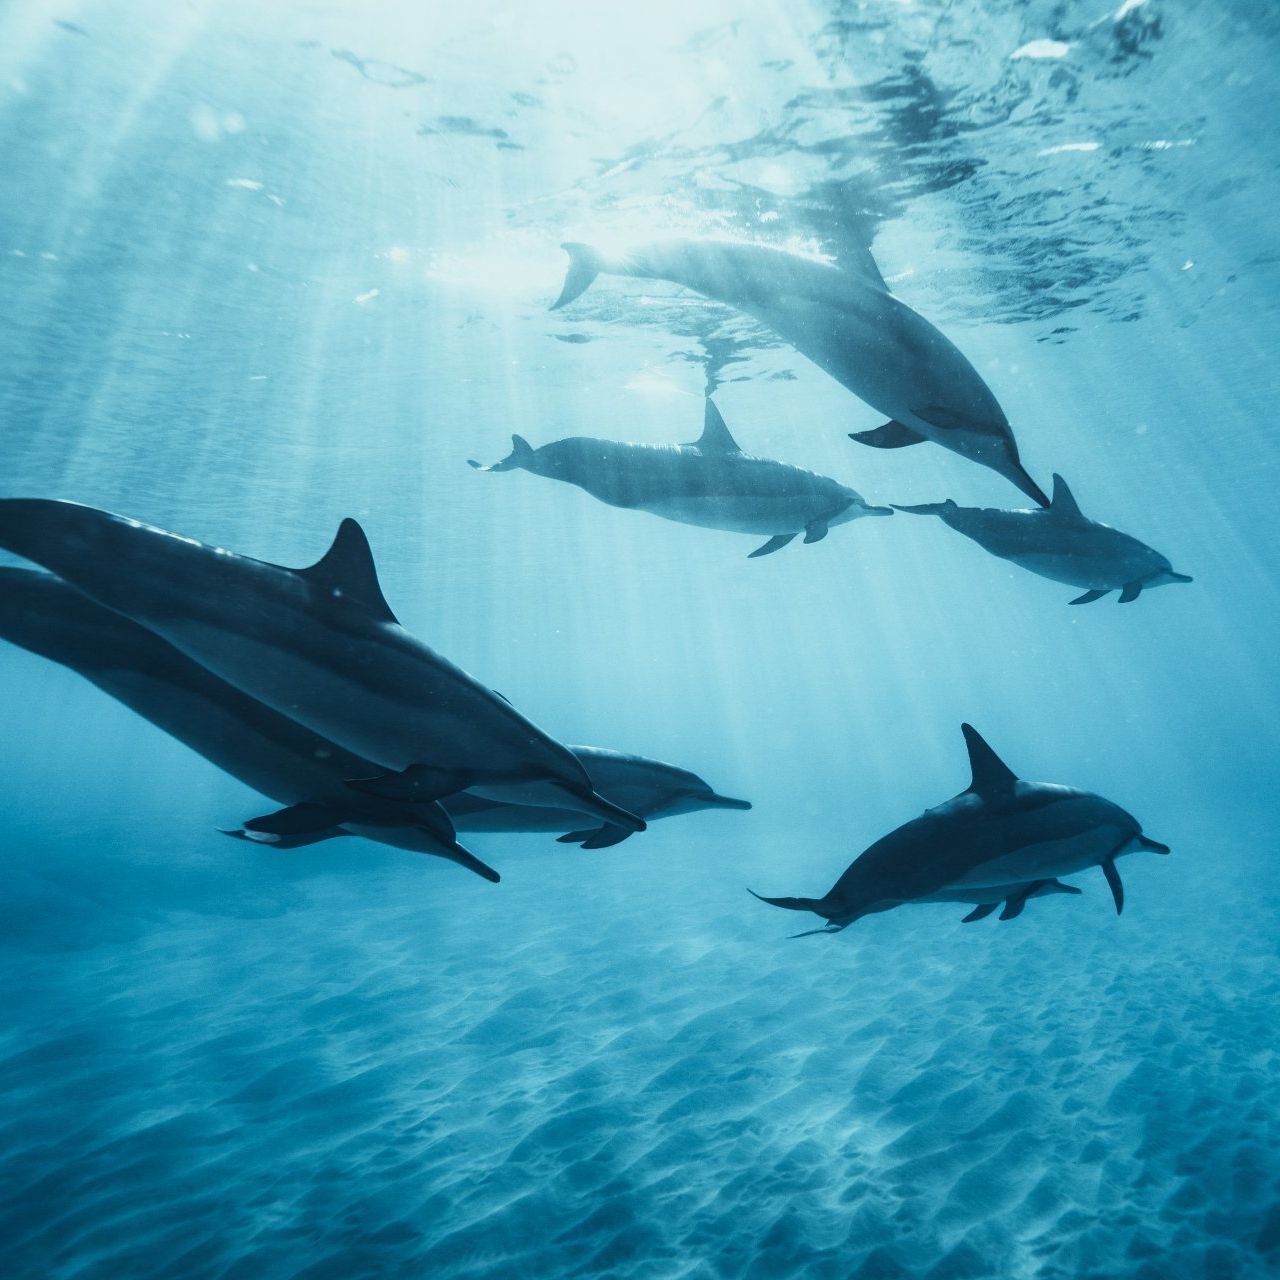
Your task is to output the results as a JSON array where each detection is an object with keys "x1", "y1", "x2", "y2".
[{"x1": 2, "y1": 1, "x2": 1279, "y2": 1277}]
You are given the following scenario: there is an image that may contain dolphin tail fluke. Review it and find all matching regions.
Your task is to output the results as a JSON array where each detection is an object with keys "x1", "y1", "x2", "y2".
[
  {"x1": 553, "y1": 823, "x2": 632, "y2": 850},
  {"x1": 748, "y1": 888, "x2": 825, "y2": 913},
  {"x1": 467, "y1": 435, "x2": 536, "y2": 473},
  {"x1": 242, "y1": 802, "x2": 347, "y2": 837},
  {"x1": 221, "y1": 825, "x2": 350, "y2": 849},
  {"x1": 849, "y1": 420, "x2": 926, "y2": 449},
  {"x1": 551, "y1": 242, "x2": 606, "y2": 310}
]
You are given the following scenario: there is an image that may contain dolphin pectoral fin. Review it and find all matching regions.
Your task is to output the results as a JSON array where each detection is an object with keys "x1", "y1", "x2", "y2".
[
  {"x1": 961, "y1": 902, "x2": 999, "y2": 923},
  {"x1": 748, "y1": 533, "x2": 798, "y2": 558},
  {"x1": 803, "y1": 520, "x2": 830, "y2": 545},
  {"x1": 1047, "y1": 879, "x2": 1084, "y2": 896},
  {"x1": 1118, "y1": 582, "x2": 1143, "y2": 604},
  {"x1": 555, "y1": 829, "x2": 594, "y2": 845},
  {"x1": 1069, "y1": 589, "x2": 1110, "y2": 605},
  {"x1": 579, "y1": 824, "x2": 633, "y2": 850},
  {"x1": 346, "y1": 764, "x2": 474, "y2": 803},
  {"x1": 848, "y1": 420, "x2": 926, "y2": 449},
  {"x1": 243, "y1": 802, "x2": 347, "y2": 837},
  {"x1": 1101, "y1": 858, "x2": 1125, "y2": 914},
  {"x1": 551, "y1": 242, "x2": 605, "y2": 310},
  {"x1": 999, "y1": 879, "x2": 1050, "y2": 921},
  {"x1": 443, "y1": 843, "x2": 501, "y2": 883},
  {"x1": 788, "y1": 924, "x2": 845, "y2": 939}
]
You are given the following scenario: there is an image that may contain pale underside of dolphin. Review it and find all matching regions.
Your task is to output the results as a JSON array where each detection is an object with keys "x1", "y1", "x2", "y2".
[
  {"x1": 894, "y1": 474, "x2": 1192, "y2": 604},
  {"x1": 751, "y1": 723, "x2": 1169, "y2": 936},
  {"x1": 446, "y1": 744, "x2": 751, "y2": 848},
  {"x1": 0, "y1": 566, "x2": 502, "y2": 881},
  {"x1": 469, "y1": 399, "x2": 891, "y2": 557},
  {"x1": 0, "y1": 499, "x2": 645, "y2": 837},
  {"x1": 550, "y1": 237, "x2": 1050, "y2": 508}
]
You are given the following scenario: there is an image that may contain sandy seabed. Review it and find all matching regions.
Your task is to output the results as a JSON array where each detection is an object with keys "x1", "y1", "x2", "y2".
[{"x1": 0, "y1": 821, "x2": 1277, "y2": 1280}]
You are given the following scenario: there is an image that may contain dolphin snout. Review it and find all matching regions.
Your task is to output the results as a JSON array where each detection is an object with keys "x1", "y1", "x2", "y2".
[
  {"x1": 701, "y1": 793, "x2": 752, "y2": 810},
  {"x1": 1135, "y1": 834, "x2": 1171, "y2": 854}
]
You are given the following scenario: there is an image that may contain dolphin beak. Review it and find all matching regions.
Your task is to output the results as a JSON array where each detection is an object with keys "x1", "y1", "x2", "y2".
[
  {"x1": 701, "y1": 793, "x2": 752, "y2": 810},
  {"x1": 1168, "y1": 572, "x2": 1194, "y2": 585},
  {"x1": 1136, "y1": 834, "x2": 1171, "y2": 854}
]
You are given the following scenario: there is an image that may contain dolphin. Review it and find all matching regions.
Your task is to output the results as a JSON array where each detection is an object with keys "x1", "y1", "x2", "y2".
[
  {"x1": 894, "y1": 474, "x2": 1192, "y2": 604},
  {"x1": 551, "y1": 238, "x2": 1050, "y2": 507},
  {"x1": 0, "y1": 499, "x2": 644, "y2": 835},
  {"x1": 445, "y1": 745, "x2": 751, "y2": 848},
  {"x1": 751, "y1": 723, "x2": 1169, "y2": 935},
  {"x1": 0, "y1": 566, "x2": 503, "y2": 880},
  {"x1": 470, "y1": 400, "x2": 890, "y2": 557}
]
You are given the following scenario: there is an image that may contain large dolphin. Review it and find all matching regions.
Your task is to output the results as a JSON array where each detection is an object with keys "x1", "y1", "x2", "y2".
[
  {"x1": 445, "y1": 745, "x2": 751, "y2": 848},
  {"x1": 895, "y1": 475, "x2": 1192, "y2": 604},
  {"x1": 551, "y1": 238, "x2": 1050, "y2": 507},
  {"x1": 0, "y1": 499, "x2": 644, "y2": 835},
  {"x1": 469, "y1": 399, "x2": 891, "y2": 558},
  {"x1": 751, "y1": 724, "x2": 1169, "y2": 935},
  {"x1": 0, "y1": 567, "x2": 502, "y2": 880}
]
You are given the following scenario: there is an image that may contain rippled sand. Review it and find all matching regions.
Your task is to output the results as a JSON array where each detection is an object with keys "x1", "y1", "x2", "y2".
[{"x1": 1, "y1": 821, "x2": 1276, "y2": 1280}]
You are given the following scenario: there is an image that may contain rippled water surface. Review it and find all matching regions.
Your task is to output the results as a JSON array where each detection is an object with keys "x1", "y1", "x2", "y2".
[{"x1": 1, "y1": 2, "x2": 1278, "y2": 1277}]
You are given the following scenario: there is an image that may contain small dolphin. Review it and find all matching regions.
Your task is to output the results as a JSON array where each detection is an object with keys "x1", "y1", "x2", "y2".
[
  {"x1": 894, "y1": 474, "x2": 1192, "y2": 604},
  {"x1": 469, "y1": 399, "x2": 891, "y2": 557},
  {"x1": 0, "y1": 499, "x2": 644, "y2": 833},
  {"x1": 445, "y1": 745, "x2": 751, "y2": 847},
  {"x1": 551, "y1": 238, "x2": 1049, "y2": 507},
  {"x1": 751, "y1": 723, "x2": 1169, "y2": 935},
  {"x1": 0, "y1": 567, "x2": 500, "y2": 879}
]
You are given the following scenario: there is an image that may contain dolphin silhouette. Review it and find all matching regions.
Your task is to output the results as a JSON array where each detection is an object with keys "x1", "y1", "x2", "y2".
[
  {"x1": 0, "y1": 499, "x2": 644, "y2": 833},
  {"x1": 551, "y1": 238, "x2": 1049, "y2": 507},
  {"x1": 0, "y1": 567, "x2": 501, "y2": 880},
  {"x1": 751, "y1": 723, "x2": 1169, "y2": 935},
  {"x1": 445, "y1": 745, "x2": 751, "y2": 848},
  {"x1": 895, "y1": 474, "x2": 1192, "y2": 604},
  {"x1": 469, "y1": 399, "x2": 891, "y2": 557}
]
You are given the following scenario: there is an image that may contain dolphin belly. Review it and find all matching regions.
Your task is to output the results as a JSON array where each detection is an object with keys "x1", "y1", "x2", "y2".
[
  {"x1": 635, "y1": 492, "x2": 826, "y2": 535},
  {"x1": 952, "y1": 825, "x2": 1134, "y2": 887}
]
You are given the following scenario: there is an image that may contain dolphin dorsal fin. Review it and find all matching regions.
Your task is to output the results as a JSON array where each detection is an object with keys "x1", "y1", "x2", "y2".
[
  {"x1": 961, "y1": 724, "x2": 1018, "y2": 794},
  {"x1": 298, "y1": 518, "x2": 398, "y2": 623},
  {"x1": 840, "y1": 241, "x2": 889, "y2": 292},
  {"x1": 688, "y1": 400, "x2": 742, "y2": 453},
  {"x1": 1050, "y1": 474, "x2": 1087, "y2": 523}
]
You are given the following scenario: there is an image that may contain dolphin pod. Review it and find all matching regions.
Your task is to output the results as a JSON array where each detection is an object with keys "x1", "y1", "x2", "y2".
[
  {"x1": 469, "y1": 398, "x2": 891, "y2": 557},
  {"x1": 751, "y1": 724, "x2": 1169, "y2": 936},
  {"x1": 0, "y1": 498, "x2": 645, "y2": 836},
  {"x1": 0, "y1": 568, "x2": 750, "y2": 877},
  {"x1": 551, "y1": 238, "x2": 1051, "y2": 508},
  {"x1": 895, "y1": 474, "x2": 1192, "y2": 604}
]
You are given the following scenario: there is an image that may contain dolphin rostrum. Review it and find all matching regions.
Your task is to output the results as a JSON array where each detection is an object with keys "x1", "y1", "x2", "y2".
[
  {"x1": 445, "y1": 745, "x2": 751, "y2": 847},
  {"x1": 0, "y1": 566, "x2": 503, "y2": 880},
  {"x1": 751, "y1": 724, "x2": 1169, "y2": 935},
  {"x1": 0, "y1": 499, "x2": 644, "y2": 834},
  {"x1": 894, "y1": 474, "x2": 1192, "y2": 604},
  {"x1": 551, "y1": 238, "x2": 1050, "y2": 507},
  {"x1": 469, "y1": 399, "x2": 891, "y2": 557}
]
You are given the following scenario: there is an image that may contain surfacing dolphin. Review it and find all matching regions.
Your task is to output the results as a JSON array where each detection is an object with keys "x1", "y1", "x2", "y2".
[
  {"x1": 0, "y1": 567, "x2": 501, "y2": 880},
  {"x1": 751, "y1": 723, "x2": 1169, "y2": 936},
  {"x1": 0, "y1": 499, "x2": 644, "y2": 837},
  {"x1": 551, "y1": 238, "x2": 1050, "y2": 508},
  {"x1": 895, "y1": 475, "x2": 1192, "y2": 604},
  {"x1": 469, "y1": 399, "x2": 891, "y2": 557},
  {"x1": 445, "y1": 745, "x2": 751, "y2": 848}
]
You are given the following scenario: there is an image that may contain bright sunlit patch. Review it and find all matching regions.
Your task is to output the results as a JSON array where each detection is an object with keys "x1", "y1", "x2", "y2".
[
  {"x1": 1038, "y1": 142, "x2": 1101, "y2": 156},
  {"x1": 354, "y1": 289, "x2": 380, "y2": 305},
  {"x1": 1142, "y1": 139, "x2": 1196, "y2": 151},
  {"x1": 1115, "y1": 0, "x2": 1148, "y2": 19},
  {"x1": 1010, "y1": 39, "x2": 1071, "y2": 60},
  {"x1": 385, "y1": 246, "x2": 412, "y2": 264},
  {"x1": 623, "y1": 371, "x2": 695, "y2": 398},
  {"x1": 226, "y1": 178, "x2": 263, "y2": 191}
]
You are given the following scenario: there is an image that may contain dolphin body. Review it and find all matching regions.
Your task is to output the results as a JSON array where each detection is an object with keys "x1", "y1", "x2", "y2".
[
  {"x1": 469, "y1": 400, "x2": 891, "y2": 558},
  {"x1": 0, "y1": 567, "x2": 506, "y2": 880},
  {"x1": 0, "y1": 499, "x2": 644, "y2": 836},
  {"x1": 895, "y1": 475, "x2": 1192, "y2": 604},
  {"x1": 752, "y1": 724, "x2": 1169, "y2": 936},
  {"x1": 551, "y1": 238, "x2": 1050, "y2": 508},
  {"x1": 446, "y1": 745, "x2": 751, "y2": 848}
]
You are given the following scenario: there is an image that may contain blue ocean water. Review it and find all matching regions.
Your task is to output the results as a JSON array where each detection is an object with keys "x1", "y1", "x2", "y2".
[{"x1": 1, "y1": 1, "x2": 1278, "y2": 1276}]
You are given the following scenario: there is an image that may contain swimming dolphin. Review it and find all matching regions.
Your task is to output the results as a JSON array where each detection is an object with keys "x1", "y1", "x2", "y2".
[
  {"x1": 894, "y1": 475, "x2": 1192, "y2": 604},
  {"x1": 0, "y1": 499, "x2": 644, "y2": 834},
  {"x1": 551, "y1": 238, "x2": 1050, "y2": 507},
  {"x1": 445, "y1": 745, "x2": 751, "y2": 847},
  {"x1": 751, "y1": 723, "x2": 1169, "y2": 935},
  {"x1": 0, "y1": 567, "x2": 502, "y2": 880},
  {"x1": 469, "y1": 399, "x2": 891, "y2": 557}
]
